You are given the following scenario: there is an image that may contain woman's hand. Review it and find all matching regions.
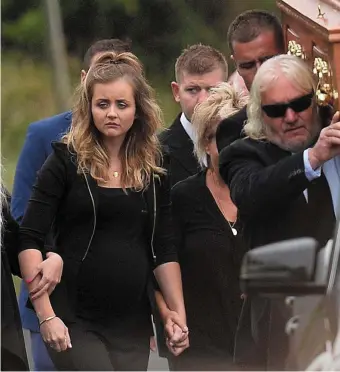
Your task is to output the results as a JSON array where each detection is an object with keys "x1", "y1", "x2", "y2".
[
  {"x1": 166, "y1": 324, "x2": 190, "y2": 356},
  {"x1": 164, "y1": 310, "x2": 189, "y2": 356},
  {"x1": 27, "y1": 252, "x2": 63, "y2": 300},
  {"x1": 40, "y1": 316, "x2": 72, "y2": 352}
]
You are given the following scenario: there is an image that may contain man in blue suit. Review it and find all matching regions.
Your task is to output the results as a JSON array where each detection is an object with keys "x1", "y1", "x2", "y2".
[{"x1": 11, "y1": 38, "x2": 132, "y2": 371}]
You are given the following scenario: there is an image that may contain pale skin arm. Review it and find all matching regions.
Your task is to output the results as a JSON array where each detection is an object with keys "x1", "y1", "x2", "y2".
[
  {"x1": 154, "y1": 289, "x2": 188, "y2": 334},
  {"x1": 154, "y1": 262, "x2": 186, "y2": 320},
  {"x1": 155, "y1": 289, "x2": 189, "y2": 356},
  {"x1": 154, "y1": 262, "x2": 189, "y2": 356},
  {"x1": 19, "y1": 249, "x2": 71, "y2": 352}
]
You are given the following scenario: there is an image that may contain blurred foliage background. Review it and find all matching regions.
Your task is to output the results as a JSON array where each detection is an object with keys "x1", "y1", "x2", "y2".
[{"x1": 2, "y1": 0, "x2": 278, "y2": 191}]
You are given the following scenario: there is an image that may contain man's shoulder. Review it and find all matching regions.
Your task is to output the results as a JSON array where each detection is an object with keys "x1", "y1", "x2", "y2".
[
  {"x1": 222, "y1": 137, "x2": 290, "y2": 166},
  {"x1": 227, "y1": 137, "x2": 271, "y2": 155},
  {"x1": 228, "y1": 105, "x2": 248, "y2": 123},
  {"x1": 216, "y1": 106, "x2": 248, "y2": 152},
  {"x1": 220, "y1": 106, "x2": 247, "y2": 128},
  {"x1": 158, "y1": 114, "x2": 181, "y2": 144},
  {"x1": 28, "y1": 111, "x2": 72, "y2": 135},
  {"x1": 158, "y1": 127, "x2": 171, "y2": 143}
]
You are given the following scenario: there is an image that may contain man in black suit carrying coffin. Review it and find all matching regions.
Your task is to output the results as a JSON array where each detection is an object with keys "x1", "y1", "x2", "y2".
[
  {"x1": 160, "y1": 44, "x2": 228, "y2": 186},
  {"x1": 219, "y1": 54, "x2": 340, "y2": 370},
  {"x1": 216, "y1": 10, "x2": 285, "y2": 152}
]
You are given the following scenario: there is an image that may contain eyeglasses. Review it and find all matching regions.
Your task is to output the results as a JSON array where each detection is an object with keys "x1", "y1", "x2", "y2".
[
  {"x1": 261, "y1": 92, "x2": 314, "y2": 118},
  {"x1": 237, "y1": 55, "x2": 277, "y2": 70}
]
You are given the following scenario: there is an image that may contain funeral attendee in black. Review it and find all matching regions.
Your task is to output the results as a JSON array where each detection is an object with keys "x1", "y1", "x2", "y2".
[
  {"x1": 1, "y1": 183, "x2": 66, "y2": 371},
  {"x1": 219, "y1": 54, "x2": 340, "y2": 369},
  {"x1": 157, "y1": 83, "x2": 248, "y2": 370},
  {"x1": 216, "y1": 10, "x2": 284, "y2": 151},
  {"x1": 18, "y1": 52, "x2": 188, "y2": 371},
  {"x1": 1, "y1": 185, "x2": 29, "y2": 371},
  {"x1": 160, "y1": 44, "x2": 228, "y2": 186}
]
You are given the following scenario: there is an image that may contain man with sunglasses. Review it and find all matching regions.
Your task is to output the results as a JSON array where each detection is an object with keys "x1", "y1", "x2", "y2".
[
  {"x1": 216, "y1": 10, "x2": 285, "y2": 151},
  {"x1": 219, "y1": 54, "x2": 340, "y2": 370}
]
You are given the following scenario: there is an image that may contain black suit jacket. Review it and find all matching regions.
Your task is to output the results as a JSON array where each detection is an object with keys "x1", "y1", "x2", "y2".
[
  {"x1": 219, "y1": 137, "x2": 335, "y2": 370},
  {"x1": 219, "y1": 137, "x2": 335, "y2": 250},
  {"x1": 159, "y1": 114, "x2": 200, "y2": 187},
  {"x1": 216, "y1": 106, "x2": 247, "y2": 153}
]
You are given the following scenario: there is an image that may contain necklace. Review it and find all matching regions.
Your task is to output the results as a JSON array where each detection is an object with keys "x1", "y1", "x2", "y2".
[
  {"x1": 208, "y1": 169, "x2": 238, "y2": 236},
  {"x1": 113, "y1": 171, "x2": 120, "y2": 178},
  {"x1": 230, "y1": 223, "x2": 238, "y2": 236},
  {"x1": 215, "y1": 197, "x2": 238, "y2": 236}
]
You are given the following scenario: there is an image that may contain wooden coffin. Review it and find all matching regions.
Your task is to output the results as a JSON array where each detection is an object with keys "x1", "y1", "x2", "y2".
[{"x1": 277, "y1": 0, "x2": 340, "y2": 110}]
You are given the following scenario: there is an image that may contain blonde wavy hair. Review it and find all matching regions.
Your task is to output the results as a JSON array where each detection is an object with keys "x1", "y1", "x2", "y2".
[
  {"x1": 63, "y1": 51, "x2": 164, "y2": 190},
  {"x1": 192, "y1": 82, "x2": 248, "y2": 168},
  {"x1": 245, "y1": 54, "x2": 317, "y2": 139}
]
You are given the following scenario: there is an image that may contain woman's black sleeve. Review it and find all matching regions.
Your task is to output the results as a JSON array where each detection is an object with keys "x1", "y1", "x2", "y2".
[{"x1": 18, "y1": 146, "x2": 69, "y2": 255}]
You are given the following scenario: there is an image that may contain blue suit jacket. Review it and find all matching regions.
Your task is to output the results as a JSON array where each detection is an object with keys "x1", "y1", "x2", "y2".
[{"x1": 11, "y1": 111, "x2": 72, "y2": 332}]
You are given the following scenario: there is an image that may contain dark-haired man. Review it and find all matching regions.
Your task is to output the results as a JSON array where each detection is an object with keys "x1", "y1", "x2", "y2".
[
  {"x1": 216, "y1": 10, "x2": 285, "y2": 151},
  {"x1": 160, "y1": 44, "x2": 228, "y2": 186},
  {"x1": 11, "y1": 38, "x2": 132, "y2": 371}
]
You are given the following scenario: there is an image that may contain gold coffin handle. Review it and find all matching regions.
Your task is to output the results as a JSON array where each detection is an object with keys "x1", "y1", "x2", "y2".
[
  {"x1": 287, "y1": 40, "x2": 306, "y2": 60},
  {"x1": 313, "y1": 57, "x2": 338, "y2": 106}
]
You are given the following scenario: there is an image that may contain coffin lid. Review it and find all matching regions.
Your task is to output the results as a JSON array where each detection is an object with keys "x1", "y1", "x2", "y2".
[{"x1": 277, "y1": 0, "x2": 340, "y2": 42}]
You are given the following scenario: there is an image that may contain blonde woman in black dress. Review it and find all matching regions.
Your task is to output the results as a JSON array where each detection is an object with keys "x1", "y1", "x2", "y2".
[{"x1": 169, "y1": 82, "x2": 248, "y2": 370}]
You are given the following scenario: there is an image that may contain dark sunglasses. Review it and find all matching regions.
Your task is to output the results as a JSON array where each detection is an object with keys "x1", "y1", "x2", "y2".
[{"x1": 262, "y1": 91, "x2": 314, "y2": 118}]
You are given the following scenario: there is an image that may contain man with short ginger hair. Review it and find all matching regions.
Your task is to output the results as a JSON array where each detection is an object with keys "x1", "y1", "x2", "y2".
[{"x1": 160, "y1": 44, "x2": 228, "y2": 187}]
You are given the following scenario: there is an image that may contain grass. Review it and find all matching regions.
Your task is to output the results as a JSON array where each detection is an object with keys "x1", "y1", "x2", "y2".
[{"x1": 2, "y1": 52, "x2": 57, "y2": 191}]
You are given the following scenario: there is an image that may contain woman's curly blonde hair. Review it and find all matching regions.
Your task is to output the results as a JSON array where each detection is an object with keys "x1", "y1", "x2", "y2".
[
  {"x1": 192, "y1": 82, "x2": 248, "y2": 168},
  {"x1": 63, "y1": 51, "x2": 164, "y2": 190}
]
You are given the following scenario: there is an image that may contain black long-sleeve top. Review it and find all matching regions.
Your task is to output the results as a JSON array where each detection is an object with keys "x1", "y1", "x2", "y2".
[
  {"x1": 171, "y1": 170, "x2": 245, "y2": 357},
  {"x1": 18, "y1": 142, "x2": 178, "y2": 322}
]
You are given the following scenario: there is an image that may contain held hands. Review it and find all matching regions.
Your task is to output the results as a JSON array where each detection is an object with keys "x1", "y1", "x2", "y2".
[
  {"x1": 27, "y1": 252, "x2": 63, "y2": 300},
  {"x1": 309, "y1": 111, "x2": 340, "y2": 169},
  {"x1": 40, "y1": 316, "x2": 72, "y2": 352},
  {"x1": 164, "y1": 310, "x2": 189, "y2": 356}
]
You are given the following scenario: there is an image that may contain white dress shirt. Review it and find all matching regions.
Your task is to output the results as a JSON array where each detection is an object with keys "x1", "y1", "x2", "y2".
[
  {"x1": 180, "y1": 112, "x2": 207, "y2": 167},
  {"x1": 180, "y1": 113, "x2": 195, "y2": 141}
]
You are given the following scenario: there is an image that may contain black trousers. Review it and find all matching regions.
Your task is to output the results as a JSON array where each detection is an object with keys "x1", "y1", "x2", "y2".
[
  {"x1": 1, "y1": 347, "x2": 29, "y2": 371},
  {"x1": 168, "y1": 348, "x2": 236, "y2": 371},
  {"x1": 47, "y1": 313, "x2": 151, "y2": 371}
]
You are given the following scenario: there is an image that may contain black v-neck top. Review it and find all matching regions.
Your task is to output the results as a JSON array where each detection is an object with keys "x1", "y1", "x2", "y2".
[
  {"x1": 76, "y1": 187, "x2": 150, "y2": 319},
  {"x1": 171, "y1": 170, "x2": 246, "y2": 356}
]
